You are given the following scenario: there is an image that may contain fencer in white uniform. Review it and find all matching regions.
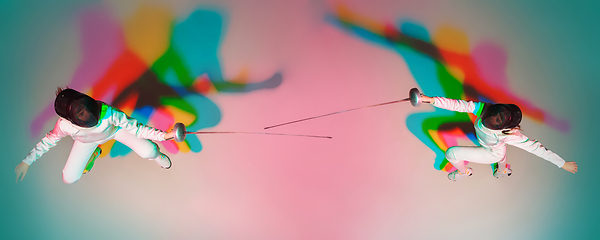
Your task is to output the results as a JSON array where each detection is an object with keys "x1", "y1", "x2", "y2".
[
  {"x1": 16, "y1": 88, "x2": 175, "y2": 184},
  {"x1": 419, "y1": 95, "x2": 577, "y2": 181}
]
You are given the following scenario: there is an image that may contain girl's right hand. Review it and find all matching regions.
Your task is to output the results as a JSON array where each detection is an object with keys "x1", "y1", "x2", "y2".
[
  {"x1": 15, "y1": 162, "x2": 30, "y2": 183},
  {"x1": 164, "y1": 130, "x2": 175, "y2": 141},
  {"x1": 421, "y1": 95, "x2": 434, "y2": 104}
]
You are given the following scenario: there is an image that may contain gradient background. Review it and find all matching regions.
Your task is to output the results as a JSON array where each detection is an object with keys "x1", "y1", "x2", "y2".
[{"x1": 2, "y1": 0, "x2": 598, "y2": 239}]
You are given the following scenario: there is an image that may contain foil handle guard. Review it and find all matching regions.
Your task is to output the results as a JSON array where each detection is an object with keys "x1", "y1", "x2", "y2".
[
  {"x1": 173, "y1": 122, "x2": 186, "y2": 142},
  {"x1": 409, "y1": 88, "x2": 422, "y2": 107}
]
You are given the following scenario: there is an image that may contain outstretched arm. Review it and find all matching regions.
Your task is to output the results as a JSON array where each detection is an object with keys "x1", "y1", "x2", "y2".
[
  {"x1": 18, "y1": 119, "x2": 68, "y2": 183},
  {"x1": 506, "y1": 131, "x2": 572, "y2": 171},
  {"x1": 107, "y1": 106, "x2": 167, "y2": 141},
  {"x1": 419, "y1": 95, "x2": 485, "y2": 116}
]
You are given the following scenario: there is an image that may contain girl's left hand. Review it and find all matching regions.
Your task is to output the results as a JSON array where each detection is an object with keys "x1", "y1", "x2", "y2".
[
  {"x1": 562, "y1": 161, "x2": 578, "y2": 174},
  {"x1": 15, "y1": 162, "x2": 30, "y2": 183}
]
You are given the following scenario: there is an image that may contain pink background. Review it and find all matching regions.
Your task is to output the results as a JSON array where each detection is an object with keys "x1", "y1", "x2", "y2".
[{"x1": 2, "y1": 0, "x2": 597, "y2": 239}]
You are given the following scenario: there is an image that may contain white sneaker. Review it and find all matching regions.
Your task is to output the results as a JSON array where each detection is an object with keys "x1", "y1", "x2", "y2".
[
  {"x1": 153, "y1": 153, "x2": 172, "y2": 169},
  {"x1": 491, "y1": 163, "x2": 512, "y2": 178},
  {"x1": 448, "y1": 167, "x2": 473, "y2": 181},
  {"x1": 493, "y1": 167, "x2": 512, "y2": 178}
]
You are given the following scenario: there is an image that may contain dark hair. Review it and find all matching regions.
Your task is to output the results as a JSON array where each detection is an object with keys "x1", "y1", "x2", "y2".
[{"x1": 56, "y1": 86, "x2": 68, "y2": 96}]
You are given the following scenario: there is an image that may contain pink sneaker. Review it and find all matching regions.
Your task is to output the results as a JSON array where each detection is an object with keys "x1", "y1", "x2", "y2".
[{"x1": 447, "y1": 168, "x2": 473, "y2": 181}]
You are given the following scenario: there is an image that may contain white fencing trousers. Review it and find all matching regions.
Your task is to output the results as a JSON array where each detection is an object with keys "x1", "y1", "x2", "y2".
[
  {"x1": 445, "y1": 146, "x2": 506, "y2": 174},
  {"x1": 62, "y1": 129, "x2": 160, "y2": 184}
]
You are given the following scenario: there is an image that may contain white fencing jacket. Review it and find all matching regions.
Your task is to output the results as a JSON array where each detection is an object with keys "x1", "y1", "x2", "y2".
[
  {"x1": 23, "y1": 103, "x2": 167, "y2": 165},
  {"x1": 433, "y1": 97, "x2": 565, "y2": 168}
]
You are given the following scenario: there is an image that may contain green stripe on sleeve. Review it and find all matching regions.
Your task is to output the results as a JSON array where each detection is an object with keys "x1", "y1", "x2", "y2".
[{"x1": 474, "y1": 102, "x2": 485, "y2": 116}]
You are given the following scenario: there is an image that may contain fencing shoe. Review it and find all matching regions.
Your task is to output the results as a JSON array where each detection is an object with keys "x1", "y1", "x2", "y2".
[
  {"x1": 448, "y1": 167, "x2": 473, "y2": 181},
  {"x1": 492, "y1": 163, "x2": 512, "y2": 178},
  {"x1": 153, "y1": 153, "x2": 172, "y2": 169}
]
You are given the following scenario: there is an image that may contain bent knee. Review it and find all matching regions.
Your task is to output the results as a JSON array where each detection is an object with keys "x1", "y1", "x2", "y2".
[
  {"x1": 445, "y1": 147, "x2": 458, "y2": 161},
  {"x1": 62, "y1": 173, "x2": 81, "y2": 184},
  {"x1": 138, "y1": 142, "x2": 160, "y2": 159}
]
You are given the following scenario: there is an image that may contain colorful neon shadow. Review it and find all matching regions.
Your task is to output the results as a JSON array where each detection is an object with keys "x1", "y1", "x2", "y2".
[
  {"x1": 328, "y1": 5, "x2": 569, "y2": 172},
  {"x1": 30, "y1": 5, "x2": 282, "y2": 158}
]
